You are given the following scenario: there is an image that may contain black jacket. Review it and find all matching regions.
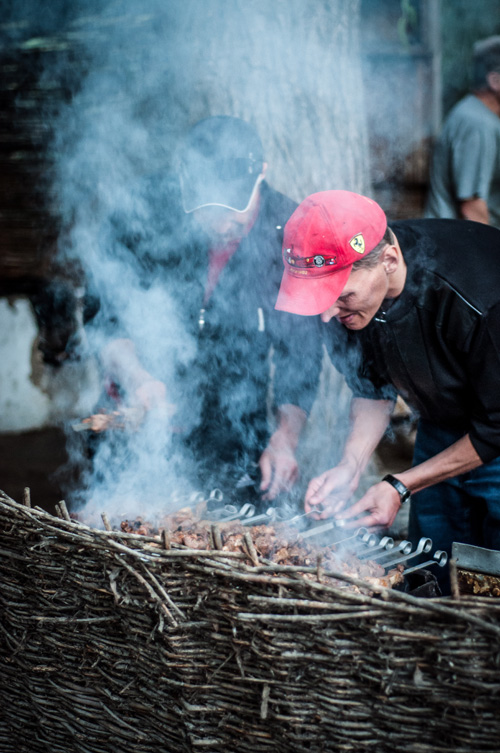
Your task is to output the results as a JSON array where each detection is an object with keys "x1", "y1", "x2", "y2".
[
  {"x1": 324, "y1": 219, "x2": 500, "y2": 463},
  {"x1": 90, "y1": 179, "x2": 323, "y2": 465},
  {"x1": 185, "y1": 182, "x2": 323, "y2": 461}
]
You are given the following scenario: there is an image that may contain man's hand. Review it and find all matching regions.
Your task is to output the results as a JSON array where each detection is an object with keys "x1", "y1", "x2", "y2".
[
  {"x1": 304, "y1": 397, "x2": 394, "y2": 518},
  {"x1": 259, "y1": 429, "x2": 299, "y2": 500},
  {"x1": 304, "y1": 459, "x2": 359, "y2": 519},
  {"x1": 337, "y1": 481, "x2": 401, "y2": 530},
  {"x1": 259, "y1": 404, "x2": 308, "y2": 500}
]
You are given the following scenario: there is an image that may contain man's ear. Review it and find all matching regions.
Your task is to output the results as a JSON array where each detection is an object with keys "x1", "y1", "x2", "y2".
[
  {"x1": 487, "y1": 71, "x2": 500, "y2": 93},
  {"x1": 382, "y1": 244, "x2": 399, "y2": 274}
]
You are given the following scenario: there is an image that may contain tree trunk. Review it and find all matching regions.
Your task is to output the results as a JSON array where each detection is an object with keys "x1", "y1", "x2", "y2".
[{"x1": 161, "y1": 0, "x2": 369, "y2": 200}]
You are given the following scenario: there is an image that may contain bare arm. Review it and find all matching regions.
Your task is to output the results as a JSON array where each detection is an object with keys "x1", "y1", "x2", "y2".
[
  {"x1": 460, "y1": 197, "x2": 490, "y2": 224},
  {"x1": 341, "y1": 433, "x2": 483, "y2": 529},
  {"x1": 399, "y1": 433, "x2": 482, "y2": 492},
  {"x1": 304, "y1": 397, "x2": 394, "y2": 518},
  {"x1": 259, "y1": 403, "x2": 308, "y2": 500}
]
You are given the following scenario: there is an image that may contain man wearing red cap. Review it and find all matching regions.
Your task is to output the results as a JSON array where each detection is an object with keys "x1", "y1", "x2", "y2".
[{"x1": 276, "y1": 189, "x2": 500, "y2": 593}]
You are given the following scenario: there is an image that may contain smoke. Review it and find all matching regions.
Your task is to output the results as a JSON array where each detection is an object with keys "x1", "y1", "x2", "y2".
[
  {"x1": 28, "y1": 3, "x2": 202, "y2": 518},
  {"x1": 6, "y1": 0, "x2": 373, "y2": 521}
]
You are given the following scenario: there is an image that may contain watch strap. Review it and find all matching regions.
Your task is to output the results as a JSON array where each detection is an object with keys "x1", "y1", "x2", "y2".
[{"x1": 382, "y1": 474, "x2": 411, "y2": 503}]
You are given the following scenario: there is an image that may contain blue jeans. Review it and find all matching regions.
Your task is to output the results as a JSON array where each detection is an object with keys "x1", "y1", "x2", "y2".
[{"x1": 408, "y1": 420, "x2": 500, "y2": 595}]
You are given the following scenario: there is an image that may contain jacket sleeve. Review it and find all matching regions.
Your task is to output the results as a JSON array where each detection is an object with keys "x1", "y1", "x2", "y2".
[
  {"x1": 465, "y1": 301, "x2": 500, "y2": 462},
  {"x1": 270, "y1": 310, "x2": 323, "y2": 414}
]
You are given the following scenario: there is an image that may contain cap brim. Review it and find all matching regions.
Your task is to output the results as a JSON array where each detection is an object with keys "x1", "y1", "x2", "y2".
[
  {"x1": 181, "y1": 174, "x2": 259, "y2": 214},
  {"x1": 275, "y1": 265, "x2": 353, "y2": 316}
]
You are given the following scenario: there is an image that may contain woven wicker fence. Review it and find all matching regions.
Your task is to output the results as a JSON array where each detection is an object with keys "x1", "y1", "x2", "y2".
[{"x1": 1, "y1": 490, "x2": 500, "y2": 753}]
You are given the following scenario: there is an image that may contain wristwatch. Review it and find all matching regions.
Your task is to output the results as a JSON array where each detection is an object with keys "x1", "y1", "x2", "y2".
[{"x1": 382, "y1": 474, "x2": 411, "y2": 504}]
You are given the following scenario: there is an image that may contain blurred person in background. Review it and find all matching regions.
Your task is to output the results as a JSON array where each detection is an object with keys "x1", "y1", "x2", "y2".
[
  {"x1": 276, "y1": 190, "x2": 500, "y2": 594},
  {"x1": 168, "y1": 116, "x2": 322, "y2": 503},
  {"x1": 426, "y1": 35, "x2": 500, "y2": 228},
  {"x1": 41, "y1": 116, "x2": 322, "y2": 506}
]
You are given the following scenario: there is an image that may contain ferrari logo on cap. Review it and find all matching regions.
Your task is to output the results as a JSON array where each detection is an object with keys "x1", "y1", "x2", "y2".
[{"x1": 349, "y1": 234, "x2": 365, "y2": 254}]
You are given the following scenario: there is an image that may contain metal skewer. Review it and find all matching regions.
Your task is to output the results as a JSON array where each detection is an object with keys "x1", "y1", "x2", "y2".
[
  {"x1": 404, "y1": 550, "x2": 448, "y2": 574},
  {"x1": 378, "y1": 537, "x2": 433, "y2": 569},
  {"x1": 300, "y1": 518, "x2": 346, "y2": 538}
]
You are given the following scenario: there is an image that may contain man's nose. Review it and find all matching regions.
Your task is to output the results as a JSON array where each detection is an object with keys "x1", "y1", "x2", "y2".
[{"x1": 320, "y1": 304, "x2": 339, "y2": 323}]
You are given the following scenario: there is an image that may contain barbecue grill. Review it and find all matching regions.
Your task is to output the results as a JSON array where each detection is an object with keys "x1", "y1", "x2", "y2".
[{"x1": 1, "y1": 488, "x2": 500, "y2": 753}]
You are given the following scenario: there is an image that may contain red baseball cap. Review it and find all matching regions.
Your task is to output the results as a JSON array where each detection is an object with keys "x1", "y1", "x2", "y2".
[{"x1": 275, "y1": 191, "x2": 387, "y2": 316}]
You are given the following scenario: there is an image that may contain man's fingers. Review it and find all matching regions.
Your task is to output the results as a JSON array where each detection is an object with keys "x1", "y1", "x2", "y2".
[
  {"x1": 304, "y1": 497, "x2": 322, "y2": 515},
  {"x1": 307, "y1": 510, "x2": 323, "y2": 520},
  {"x1": 263, "y1": 471, "x2": 281, "y2": 500},
  {"x1": 260, "y1": 446, "x2": 299, "y2": 497},
  {"x1": 259, "y1": 454, "x2": 272, "y2": 491},
  {"x1": 266, "y1": 478, "x2": 282, "y2": 500},
  {"x1": 305, "y1": 476, "x2": 328, "y2": 506},
  {"x1": 339, "y1": 498, "x2": 370, "y2": 520},
  {"x1": 329, "y1": 497, "x2": 348, "y2": 514},
  {"x1": 266, "y1": 461, "x2": 297, "y2": 500},
  {"x1": 306, "y1": 479, "x2": 347, "y2": 513},
  {"x1": 337, "y1": 498, "x2": 395, "y2": 530},
  {"x1": 338, "y1": 513, "x2": 379, "y2": 529},
  {"x1": 334, "y1": 497, "x2": 375, "y2": 529}
]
